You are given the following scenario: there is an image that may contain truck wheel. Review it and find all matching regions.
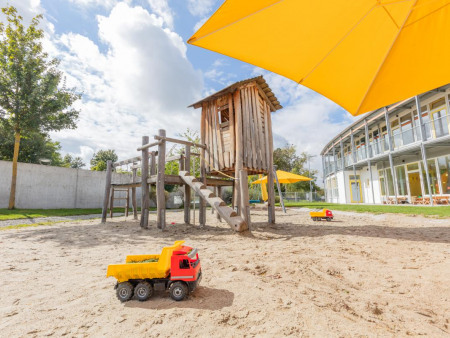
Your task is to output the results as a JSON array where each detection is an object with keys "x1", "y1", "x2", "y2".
[
  {"x1": 326, "y1": 217, "x2": 332, "y2": 222},
  {"x1": 116, "y1": 282, "x2": 134, "y2": 302},
  {"x1": 169, "y1": 281, "x2": 188, "y2": 301},
  {"x1": 134, "y1": 281, "x2": 153, "y2": 301}
]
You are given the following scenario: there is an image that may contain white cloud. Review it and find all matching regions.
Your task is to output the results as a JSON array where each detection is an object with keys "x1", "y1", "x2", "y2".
[
  {"x1": 147, "y1": 0, "x2": 174, "y2": 29},
  {"x1": 66, "y1": 0, "x2": 128, "y2": 10},
  {"x1": 187, "y1": 0, "x2": 216, "y2": 17},
  {"x1": 49, "y1": 2, "x2": 203, "y2": 164}
]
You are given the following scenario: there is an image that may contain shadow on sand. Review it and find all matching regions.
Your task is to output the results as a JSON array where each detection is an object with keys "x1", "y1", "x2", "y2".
[
  {"x1": 3, "y1": 217, "x2": 449, "y2": 248},
  {"x1": 124, "y1": 286, "x2": 234, "y2": 311}
]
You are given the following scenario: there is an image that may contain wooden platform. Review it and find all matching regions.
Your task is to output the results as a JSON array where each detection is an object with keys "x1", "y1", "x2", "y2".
[{"x1": 111, "y1": 175, "x2": 234, "y2": 188}]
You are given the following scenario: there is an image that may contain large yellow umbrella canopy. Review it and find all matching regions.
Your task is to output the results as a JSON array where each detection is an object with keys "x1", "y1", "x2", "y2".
[
  {"x1": 188, "y1": 0, "x2": 450, "y2": 116},
  {"x1": 252, "y1": 170, "x2": 312, "y2": 185}
]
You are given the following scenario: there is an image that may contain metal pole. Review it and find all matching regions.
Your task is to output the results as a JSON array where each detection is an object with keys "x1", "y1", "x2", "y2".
[
  {"x1": 384, "y1": 108, "x2": 399, "y2": 204},
  {"x1": 415, "y1": 95, "x2": 434, "y2": 205},
  {"x1": 274, "y1": 165, "x2": 286, "y2": 213},
  {"x1": 364, "y1": 119, "x2": 376, "y2": 204},
  {"x1": 340, "y1": 137, "x2": 348, "y2": 203},
  {"x1": 309, "y1": 155, "x2": 317, "y2": 202}
]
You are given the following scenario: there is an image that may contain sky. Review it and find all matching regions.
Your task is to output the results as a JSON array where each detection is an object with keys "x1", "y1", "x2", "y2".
[{"x1": 3, "y1": 0, "x2": 358, "y2": 183}]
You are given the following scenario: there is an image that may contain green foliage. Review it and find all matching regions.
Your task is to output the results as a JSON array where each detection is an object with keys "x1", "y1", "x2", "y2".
[
  {"x1": 90, "y1": 149, "x2": 118, "y2": 171},
  {"x1": 273, "y1": 144, "x2": 321, "y2": 192},
  {"x1": 0, "y1": 125, "x2": 64, "y2": 165},
  {"x1": 0, "y1": 6, "x2": 80, "y2": 135},
  {"x1": 62, "y1": 154, "x2": 85, "y2": 168}
]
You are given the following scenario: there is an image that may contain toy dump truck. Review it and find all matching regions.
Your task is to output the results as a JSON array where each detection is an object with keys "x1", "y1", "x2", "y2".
[
  {"x1": 310, "y1": 209, "x2": 333, "y2": 222},
  {"x1": 106, "y1": 240, "x2": 202, "y2": 302}
]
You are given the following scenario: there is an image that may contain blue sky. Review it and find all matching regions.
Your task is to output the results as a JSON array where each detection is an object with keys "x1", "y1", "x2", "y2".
[{"x1": 5, "y1": 0, "x2": 356, "y2": 181}]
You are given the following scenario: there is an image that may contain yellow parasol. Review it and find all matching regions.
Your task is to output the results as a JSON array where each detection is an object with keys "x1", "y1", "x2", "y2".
[
  {"x1": 252, "y1": 170, "x2": 312, "y2": 185},
  {"x1": 252, "y1": 170, "x2": 311, "y2": 203},
  {"x1": 188, "y1": 0, "x2": 450, "y2": 116}
]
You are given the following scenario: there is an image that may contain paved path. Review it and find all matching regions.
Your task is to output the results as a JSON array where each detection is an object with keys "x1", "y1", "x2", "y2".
[{"x1": 0, "y1": 213, "x2": 126, "y2": 228}]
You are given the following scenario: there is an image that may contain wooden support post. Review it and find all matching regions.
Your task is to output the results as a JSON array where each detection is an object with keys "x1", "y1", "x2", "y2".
[
  {"x1": 140, "y1": 136, "x2": 149, "y2": 228},
  {"x1": 239, "y1": 170, "x2": 250, "y2": 227},
  {"x1": 265, "y1": 103, "x2": 275, "y2": 223},
  {"x1": 101, "y1": 160, "x2": 112, "y2": 223},
  {"x1": 184, "y1": 146, "x2": 191, "y2": 225},
  {"x1": 157, "y1": 129, "x2": 166, "y2": 229},
  {"x1": 132, "y1": 168, "x2": 138, "y2": 220},
  {"x1": 109, "y1": 187, "x2": 114, "y2": 218},
  {"x1": 216, "y1": 186, "x2": 222, "y2": 221},
  {"x1": 200, "y1": 148, "x2": 207, "y2": 227},
  {"x1": 125, "y1": 188, "x2": 129, "y2": 217},
  {"x1": 233, "y1": 90, "x2": 243, "y2": 213}
]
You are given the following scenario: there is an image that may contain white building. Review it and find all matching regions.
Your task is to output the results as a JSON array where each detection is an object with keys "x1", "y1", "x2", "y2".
[{"x1": 321, "y1": 84, "x2": 450, "y2": 205}]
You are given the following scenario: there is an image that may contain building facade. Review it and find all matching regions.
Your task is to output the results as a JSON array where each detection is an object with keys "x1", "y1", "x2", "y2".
[{"x1": 321, "y1": 84, "x2": 450, "y2": 205}]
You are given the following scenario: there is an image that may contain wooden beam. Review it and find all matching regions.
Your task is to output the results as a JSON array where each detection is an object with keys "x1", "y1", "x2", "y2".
[
  {"x1": 233, "y1": 90, "x2": 243, "y2": 213},
  {"x1": 228, "y1": 93, "x2": 235, "y2": 167},
  {"x1": 239, "y1": 170, "x2": 250, "y2": 227},
  {"x1": 154, "y1": 135, "x2": 206, "y2": 149},
  {"x1": 137, "y1": 141, "x2": 160, "y2": 152}
]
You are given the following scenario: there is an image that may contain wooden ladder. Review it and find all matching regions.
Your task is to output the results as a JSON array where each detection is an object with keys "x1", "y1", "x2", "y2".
[
  {"x1": 109, "y1": 187, "x2": 130, "y2": 218},
  {"x1": 179, "y1": 171, "x2": 248, "y2": 232}
]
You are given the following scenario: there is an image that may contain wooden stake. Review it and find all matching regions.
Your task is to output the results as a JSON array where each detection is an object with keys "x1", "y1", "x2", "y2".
[
  {"x1": 140, "y1": 136, "x2": 149, "y2": 228},
  {"x1": 239, "y1": 169, "x2": 250, "y2": 227},
  {"x1": 101, "y1": 160, "x2": 112, "y2": 223},
  {"x1": 132, "y1": 168, "x2": 138, "y2": 220},
  {"x1": 184, "y1": 146, "x2": 191, "y2": 224},
  {"x1": 157, "y1": 129, "x2": 166, "y2": 229}
]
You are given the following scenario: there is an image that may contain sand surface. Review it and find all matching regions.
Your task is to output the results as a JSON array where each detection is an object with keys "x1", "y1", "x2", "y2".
[{"x1": 0, "y1": 208, "x2": 449, "y2": 337}]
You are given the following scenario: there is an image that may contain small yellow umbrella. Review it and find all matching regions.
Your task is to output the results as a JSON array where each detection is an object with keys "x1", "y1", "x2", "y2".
[
  {"x1": 252, "y1": 170, "x2": 312, "y2": 206},
  {"x1": 188, "y1": 0, "x2": 450, "y2": 116},
  {"x1": 252, "y1": 170, "x2": 312, "y2": 185}
]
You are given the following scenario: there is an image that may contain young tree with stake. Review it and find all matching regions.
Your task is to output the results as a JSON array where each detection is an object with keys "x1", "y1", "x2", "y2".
[{"x1": 0, "y1": 6, "x2": 80, "y2": 209}]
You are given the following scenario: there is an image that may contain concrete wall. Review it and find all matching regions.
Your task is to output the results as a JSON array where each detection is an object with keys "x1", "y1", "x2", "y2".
[{"x1": 0, "y1": 160, "x2": 139, "y2": 209}]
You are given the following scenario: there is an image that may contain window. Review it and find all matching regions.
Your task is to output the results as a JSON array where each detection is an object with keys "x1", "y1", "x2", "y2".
[
  {"x1": 430, "y1": 98, "x2": 448, "y2": 138},
  {"x1": 421, "y1": 159, "x2": 440, "y2": 195},
  {"x1": 386, "y1": 169, "x2": 395, "y2": 196},
  {"x1": 378, "y1": 170, "x2": 386, "y2": 196},
  {"x1": 395, "y1": 166, "x2": 408, "y2": 196},
  {"x1": 413, "y1": 107, "x2": 431, "y2": 140},
  {"x1": 179, "y1": 259, "x2": 190, "y2": 269},
  {"x1": 437, "y1": 155, "x2": 450, "y2": 194},
  {"x1": 400, "y1": 113, "x2": 415, "y2": 145}
]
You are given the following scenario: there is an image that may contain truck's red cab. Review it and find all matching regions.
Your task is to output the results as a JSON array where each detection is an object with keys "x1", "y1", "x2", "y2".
[{"x1": 170, "y1": 245, "x2": 202, "y2": 289}]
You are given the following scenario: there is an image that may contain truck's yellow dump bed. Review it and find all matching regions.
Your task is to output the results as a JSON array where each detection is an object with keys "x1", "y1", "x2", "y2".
[
  {"x1": 106, "y1": 240, "x2": 185, "y2": 282},
  {"x1": 309, "y1": 209, "x2": 327, "y2": 218}
]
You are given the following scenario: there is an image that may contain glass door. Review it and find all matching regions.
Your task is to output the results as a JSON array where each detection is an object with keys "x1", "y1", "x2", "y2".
[
  {"x1": 349, "y1": 175, "x2": 363, "y2": 203},
  {"x1": 406, "y1": 162, "x2": 423, "y2": 203}
]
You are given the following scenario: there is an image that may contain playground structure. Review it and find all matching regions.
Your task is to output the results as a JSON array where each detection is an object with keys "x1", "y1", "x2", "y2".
[{"x1": 101, "y1": 76, "x2": 282, "y2": 232}]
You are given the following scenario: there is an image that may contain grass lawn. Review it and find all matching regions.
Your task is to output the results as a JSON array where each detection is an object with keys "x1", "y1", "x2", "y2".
[
  {"x1": 277, "y1": 201, "x2": 450, "y2": 218},
  {"x1": 0, "y1": 208, "x2": 141, "y2": 221}
]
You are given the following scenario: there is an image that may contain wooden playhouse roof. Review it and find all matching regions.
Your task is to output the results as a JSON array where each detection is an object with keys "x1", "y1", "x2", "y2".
[{"x1": 188, "y1": 76, "x2": 283, "y2": 112}]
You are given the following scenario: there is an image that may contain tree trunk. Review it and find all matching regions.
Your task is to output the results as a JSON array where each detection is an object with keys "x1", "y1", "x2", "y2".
[{"x1": 8, "y1": 131, "x2": 21, "y2": 209}]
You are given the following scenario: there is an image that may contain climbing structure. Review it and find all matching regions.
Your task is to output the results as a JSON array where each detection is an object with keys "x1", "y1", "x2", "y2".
[{"x1": 101, "y1": 76, "x2": 282, "y2": 232}]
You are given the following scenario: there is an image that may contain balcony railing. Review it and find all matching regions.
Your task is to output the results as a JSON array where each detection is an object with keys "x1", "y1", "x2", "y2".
[{"x1": 324, "y1": 114, "x2": 449, "y2": 174}]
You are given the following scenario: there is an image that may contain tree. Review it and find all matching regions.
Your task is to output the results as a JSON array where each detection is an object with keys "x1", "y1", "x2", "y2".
[
  {"x1": 90, "y1": 149, "x2": 118, "y2": 171},
  {"x1": 0, "y1": 125, "x2": 64, "y2": 165},
  {"x1": 272, "y1": 144, "x2": 321, "y2": 193},
  {"x1": 62, "y1": 154, "x2": 85, "y2": 169},
  {"x1": 0, "y1": 6, "x2": 80, "y2": 209}
]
